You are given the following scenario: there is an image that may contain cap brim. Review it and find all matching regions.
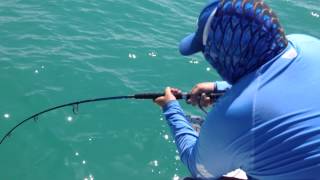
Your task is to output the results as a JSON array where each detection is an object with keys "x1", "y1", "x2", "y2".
[{"x1": 179, "y1": 32, "x2": 203, "y2": 56}]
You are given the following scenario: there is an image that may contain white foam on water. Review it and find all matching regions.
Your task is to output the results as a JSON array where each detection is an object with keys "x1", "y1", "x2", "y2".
[
  {"x1": 189, "y1": 59, "x2": 199, "y2": 64},
  {"x1": 88, "y1": 174, "x2": 94, "y2": 180},
  {"x1": 154, "y1": 160, "x2": 158, "y2": 167},
  {"x1": 3, "y1": 113, "x2": 10, "y2": 119},
  {"x1": 128, "y1": 53, "x2": 137, "y2": 59},
  {"x1": 311, "y1": 11, "x2": 319, "y2": 18},
  {"x1": 83, "y1": 175, "x2": 94, "y2": 180},
  {"x1": 163, "y1": 134, "x2": 169, "y2": 140},
  {"x1": 173, "y1": 174, "x2": 180, "y2": 180},
  {"x1": 67, "y1": 116, "x2": 73, "y2": 122},
  {"x1": 148, "y1": 51, "x2": 157, "y2": 57}
]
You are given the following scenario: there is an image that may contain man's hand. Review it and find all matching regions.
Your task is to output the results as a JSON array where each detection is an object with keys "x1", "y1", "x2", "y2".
[
  {"x1": 187, "y1": 82, "x2": 216, "y2": 107},
  {"x1": 154, "y1": 87, "x2": 181, "y2": 107}
]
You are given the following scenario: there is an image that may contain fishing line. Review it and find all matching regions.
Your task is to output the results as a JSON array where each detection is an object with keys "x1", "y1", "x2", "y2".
[{"x1": 0, "y1": 92, "x2": 225, "y2": 145}]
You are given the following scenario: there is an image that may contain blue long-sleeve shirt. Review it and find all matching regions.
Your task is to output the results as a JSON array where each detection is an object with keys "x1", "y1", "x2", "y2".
[{"x1": 163, "y1": 34, "x2": 320, "y2": 179}]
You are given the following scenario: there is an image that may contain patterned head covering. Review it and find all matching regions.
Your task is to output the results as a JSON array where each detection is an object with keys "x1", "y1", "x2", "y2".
[{"x1": 180, "y1": 0, "x2": 288, "y2": 84}]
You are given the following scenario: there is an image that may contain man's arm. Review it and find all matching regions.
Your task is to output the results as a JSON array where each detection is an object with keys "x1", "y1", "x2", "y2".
[
  {"x1": 154, "y1": 87, "x2": 199, "y2": 170},
  {"x1": 162, "y1": 81, "x2": 232, "y2": 168},
  {"x1": 155, "y1": 82, "x2": 233, "y2": 178},
  {"x1": 162, "y1": 100, "x2": 198, "y2": 169}
]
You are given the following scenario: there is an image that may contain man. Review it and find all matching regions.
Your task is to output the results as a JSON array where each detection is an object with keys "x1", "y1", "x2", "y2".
[{"x1": 154, "y1": 0, "x2": 320, "y2": 179}]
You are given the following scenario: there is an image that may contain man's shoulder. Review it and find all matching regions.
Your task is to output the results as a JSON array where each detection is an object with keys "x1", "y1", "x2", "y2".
[
  {"x1": 287, "y1": 34, "x2": 320, "y2": 47},
  {"x1": 287, "y1": 34, "x2": 320, "y2": 62}
]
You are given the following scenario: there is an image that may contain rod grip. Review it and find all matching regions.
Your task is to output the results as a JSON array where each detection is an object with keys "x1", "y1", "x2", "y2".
[
  {"x1": 133, "y1": 92, "x2": 225, "y2": 100},
  {"x1": 134, "y1": 93, "x2": 184, "y2": 99}
]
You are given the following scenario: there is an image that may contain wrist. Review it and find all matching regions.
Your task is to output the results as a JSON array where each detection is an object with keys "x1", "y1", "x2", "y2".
[
  {"x1": 214, "y1": 81, "x2": 231, "y2": 92},
  {"x1": 213, "y1": 82, "x2": 216, "y2": 92},
  {"x1": 162, "y1": 100, "x2": 179, "y2": 110}
]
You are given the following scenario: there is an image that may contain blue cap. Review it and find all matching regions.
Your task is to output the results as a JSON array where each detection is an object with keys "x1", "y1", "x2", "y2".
[{"x1": 179, "y1": 0, "x2": 220, "y2": 56}]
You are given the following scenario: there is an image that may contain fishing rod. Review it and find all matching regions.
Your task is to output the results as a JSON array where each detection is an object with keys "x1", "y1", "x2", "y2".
[{"x1": 0, "y1": 91, "x2": 225, "y2": 145}]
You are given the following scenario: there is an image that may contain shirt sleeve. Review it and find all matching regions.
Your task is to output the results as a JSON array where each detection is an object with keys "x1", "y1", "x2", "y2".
[
  {"x1": 215, "y1": 81, "x2": 232, "y2": 92},
  {"x1": 162, "y1": 100, "x2": 199, "y2": 171}
]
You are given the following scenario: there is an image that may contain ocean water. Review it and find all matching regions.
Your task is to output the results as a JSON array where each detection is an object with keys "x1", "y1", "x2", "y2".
[{"x1": 0, "y1": 0, "x2": 319, "y2": 179}]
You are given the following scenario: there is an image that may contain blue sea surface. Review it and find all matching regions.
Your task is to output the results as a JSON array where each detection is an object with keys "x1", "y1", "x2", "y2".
[{"x1": 0, "y1": 0, "x2": 319, "y2": 179}]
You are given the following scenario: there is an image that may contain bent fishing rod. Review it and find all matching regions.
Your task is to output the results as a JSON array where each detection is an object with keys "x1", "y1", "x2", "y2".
[{"x1": 0, "y1": 91, "x2": 225, "y2": 145}]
